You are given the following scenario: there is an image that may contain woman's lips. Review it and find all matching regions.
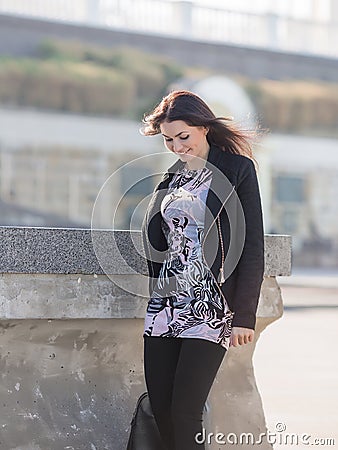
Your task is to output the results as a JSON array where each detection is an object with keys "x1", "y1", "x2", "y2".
[{"x1": 177, "y1": 148, "x2": 191, "y2": 155}]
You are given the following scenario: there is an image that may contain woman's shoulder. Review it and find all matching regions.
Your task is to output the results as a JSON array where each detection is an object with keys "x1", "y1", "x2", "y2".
[{"x1": 218, "y1": 150, "x2": 255, "y2": 175}]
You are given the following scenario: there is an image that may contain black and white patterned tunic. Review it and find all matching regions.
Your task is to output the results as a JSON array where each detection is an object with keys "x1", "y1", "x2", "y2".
[{"x1": 143, "y1": 164, "x2": 234, "y2": 349}]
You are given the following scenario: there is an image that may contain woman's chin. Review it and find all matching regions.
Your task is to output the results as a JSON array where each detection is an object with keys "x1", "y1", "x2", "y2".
[{"x1": 178, "y1": 151, "x2": 194, "y2": 159}]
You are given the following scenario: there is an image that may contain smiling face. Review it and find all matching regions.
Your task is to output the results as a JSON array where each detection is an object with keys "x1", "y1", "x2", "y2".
[{"x1": 160, "y1": 120, "x2": 210, "y2": 169}]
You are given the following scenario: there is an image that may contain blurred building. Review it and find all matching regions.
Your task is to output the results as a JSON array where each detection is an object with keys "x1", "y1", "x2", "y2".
[
  {"x1": 266, "y1": 133, "x2": 338, "y2": 267},
  {"x1": 0, "y1": 107, "x2": 173, "y2": 230}
]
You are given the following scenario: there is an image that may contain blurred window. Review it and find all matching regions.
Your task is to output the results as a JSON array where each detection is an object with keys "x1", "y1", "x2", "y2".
[{"x1": 275, "y1": 175, "x2": 305, "y2": 203}]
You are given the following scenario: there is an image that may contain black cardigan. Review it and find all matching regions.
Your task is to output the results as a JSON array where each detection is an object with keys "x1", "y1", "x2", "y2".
[{"x1": 141, "y1": 145, "x2": 265, "y2": 330}]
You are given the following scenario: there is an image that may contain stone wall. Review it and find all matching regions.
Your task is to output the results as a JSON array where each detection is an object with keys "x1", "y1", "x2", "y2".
[{"x1": 0, "y1": 227, "x2": 291, "y2": 449}]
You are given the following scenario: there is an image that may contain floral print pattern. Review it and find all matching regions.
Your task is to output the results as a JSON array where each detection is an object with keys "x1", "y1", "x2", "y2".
[{"x1": 143, "y1": 165, "x2": 234, "y2": 349}]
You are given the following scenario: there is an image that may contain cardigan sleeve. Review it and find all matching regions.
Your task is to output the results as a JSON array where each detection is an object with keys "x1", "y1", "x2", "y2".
[{"x1": 231, "y1": 157, "x2": 265, "y2": 329}]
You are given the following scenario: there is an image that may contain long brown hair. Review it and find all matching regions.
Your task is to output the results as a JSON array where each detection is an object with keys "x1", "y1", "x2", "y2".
[{"x1": 142, "y1": 90, "x2": 261, "y2": 166}]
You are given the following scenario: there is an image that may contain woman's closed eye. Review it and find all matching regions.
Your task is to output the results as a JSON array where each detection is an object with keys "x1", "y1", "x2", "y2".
[{"x1": 164, "y1": 135, "x2": 189, "y2": 142}]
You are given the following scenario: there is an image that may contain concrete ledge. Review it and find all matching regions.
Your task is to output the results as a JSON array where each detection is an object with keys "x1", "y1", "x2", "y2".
[
  {"x1": 0, "y1": 226, "x2": 144, "y2": 275},
  {"x1": 0, "y1": 273, "x2": 147, "y2": 320},
  {"x1": 264, "y1": 234, "x2": 292, "y2": 276},
  {"x1": 0, "y1": 227, "x2": 291, "y2": 449},
  {"x1": 0, "y1": 226, "x2": 291, "y2": 276},
  {"x1": 0, "y1": 227, "x2": 291, "y2": 320}
]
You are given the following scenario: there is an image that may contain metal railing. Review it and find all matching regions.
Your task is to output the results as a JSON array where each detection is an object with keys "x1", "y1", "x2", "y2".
[{"x1": 0, "y1": 0, "x2": 337, "y2": 58}]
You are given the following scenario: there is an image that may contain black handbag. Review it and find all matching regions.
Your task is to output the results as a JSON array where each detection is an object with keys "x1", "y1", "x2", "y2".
[{"x1": 126, "y1": 392, "x2": 166, "y2": 450}]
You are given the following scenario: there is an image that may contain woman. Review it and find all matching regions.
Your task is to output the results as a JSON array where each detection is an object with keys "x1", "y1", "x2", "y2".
[{"x1": 140, "y1": 90, "x2": 264, "y2": 450}]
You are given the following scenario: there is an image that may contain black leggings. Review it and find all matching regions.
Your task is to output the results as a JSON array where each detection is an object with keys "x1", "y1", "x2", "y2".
[{"x1": 143, "y1": 336, "x2": 227, "y2": 450}]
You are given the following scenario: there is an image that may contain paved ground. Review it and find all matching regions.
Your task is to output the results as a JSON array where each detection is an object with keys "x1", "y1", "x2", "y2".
[{"x1": 254, "y1": 277, "x2": 338, "y2": 449}]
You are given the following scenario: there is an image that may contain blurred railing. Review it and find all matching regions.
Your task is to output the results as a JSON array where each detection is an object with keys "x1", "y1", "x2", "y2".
[{"x1": 0, "y1": 0, "x2": 337, "y2": 58}]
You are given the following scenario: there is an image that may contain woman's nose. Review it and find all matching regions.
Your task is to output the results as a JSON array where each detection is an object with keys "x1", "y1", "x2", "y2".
[{"x1": 173, "y1": 140, "x2": 184, "y2": 153}]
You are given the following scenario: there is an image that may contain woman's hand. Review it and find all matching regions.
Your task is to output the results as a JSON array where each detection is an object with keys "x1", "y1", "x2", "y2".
[{"x1": 230, "y1": 327, "x2": 254, "y2": 347}]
